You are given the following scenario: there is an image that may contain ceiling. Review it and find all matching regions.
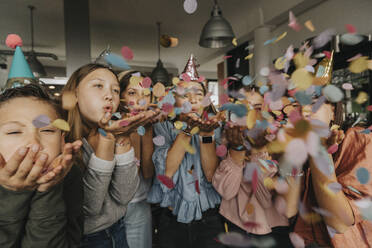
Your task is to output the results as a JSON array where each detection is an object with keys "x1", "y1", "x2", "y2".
[{"x1": 0, "y1": 0, "x2": 325, "y2": 78}]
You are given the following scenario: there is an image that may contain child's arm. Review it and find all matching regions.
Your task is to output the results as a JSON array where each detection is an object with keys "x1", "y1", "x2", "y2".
[
  {"x1": 199, "y1": 130, "x2": 219, "y2": 182},
  {"x1": 165, "y1": 132, "x2": 191, "y2": 178},
  {"x1": 21, "y1": 183, "x2": 69, "y2": 248},
  {"x1": 109, "y1": 136, "x2": 139, "y2": 205}
]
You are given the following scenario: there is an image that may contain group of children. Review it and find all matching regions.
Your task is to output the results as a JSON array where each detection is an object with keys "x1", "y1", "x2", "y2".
[{"x1": 0, "y1": 54, "x2": 371, "y2": 248}]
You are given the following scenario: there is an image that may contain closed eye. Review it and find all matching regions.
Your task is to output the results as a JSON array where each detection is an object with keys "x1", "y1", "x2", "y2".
[
  {"x1": 6, "y1": 131, "x2": 22, "y2": 135},
  {"x1": 41, "y1": 129, "x2": 57, "y2": 133}
]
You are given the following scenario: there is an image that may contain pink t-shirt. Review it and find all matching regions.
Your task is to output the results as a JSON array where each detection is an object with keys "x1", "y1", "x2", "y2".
[{"x1": 212, "y1": 154, "x2": 288, "y2": 234}]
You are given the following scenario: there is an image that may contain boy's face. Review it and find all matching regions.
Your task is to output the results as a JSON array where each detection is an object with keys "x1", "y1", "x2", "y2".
[
  {"x1": 0, "y1": 97, "x2": 62, "y2": 166},
  {"x1": 175, "y1": 81, "x2": 205, "y2": 115}
]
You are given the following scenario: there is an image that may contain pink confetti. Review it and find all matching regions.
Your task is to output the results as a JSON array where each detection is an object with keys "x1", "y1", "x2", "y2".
[
  {"x1": 119, "y1": 120, "x2": 130, "y2": 127},
  {"x1": 121, "y1": 46, "x2": 134, "y2": 60},
  {"x1": 176, "y1": 85, "x2": 186, "y2": 95},
  {"x1": 342, "y1": 83, "x2": 353, "y2": 90},
  {"x1": 153, "y1": 135, "x2": 165, "y2": 146},
  {"x1": 219, "y1": 94, "x2": 229, "y2": 105},
  {"x1": 289, "y1": 232, "x2": 305, "y2": 248},
  {"x1": 181, "y1": 73, "x2": 191, "y2": 82},
  {"x1": 345, "y1": 24, "x2": 356, "y2": 34},
  {"x1": 162, "y1": 103, "x2": 174, "y2": 114},
  {"x1": 198, "y1": 76, "x2": 205, "y2": 82},
  {"x1": 347, "y1": 53, "x2": 362, "y2": 62},
  {"x1": 201, "y1": 92, "x2": 212, "y2": 107},
  {"x1": 142, "y1": 77, "x2": 152, "y2": 88},
  {"x1": 327, "y1": 143, "x2": 339, "y2": 154},
  {"x1": 328, "y1": 182, "x2": 342, "y2": 193},
  {"x1": 285, "y1": 139, "x2": 308, "y2": 167},
  {"x1": 323, "y1": 51, "x2": 332, "y2": 59},
  {"x1": 195, "y1": 180, "x2": 200, "y2": 194},
  {"x1": 216, "y1": 145, "x2": 227, "y2": 157},
  {"x1": 223, "y1": 55, "x2": 232, "y2": 60},
  {"x1": 157, "y1": 175, "x2": 175, "y2": 189},
  {"x1": 289, "y1": 110, "x2": 302, "y2": 124}
]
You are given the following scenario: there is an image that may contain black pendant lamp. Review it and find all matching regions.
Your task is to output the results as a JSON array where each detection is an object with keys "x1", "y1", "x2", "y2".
[
  {"x1": 199, "y1": 0, "x2": 235, "y2": 48},
  {"x1": 151, "y1": 22, "x2": 170, "y2": 86},
  {"x1": 26, "y1": 6, "x2": 46, "y2": 78}
]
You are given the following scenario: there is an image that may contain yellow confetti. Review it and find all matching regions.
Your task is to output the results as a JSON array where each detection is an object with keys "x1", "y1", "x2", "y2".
[
  {"x1": 52, "y1": 119, "x2": 70, "y2": 131},
  {"x1": 330, "y1": 124, "x2": 340, "y2": 131},
  {"x1": 264, "y1": 177, "x2": 275, "y2": 189},
  {"x1": 129, "y1": 76, "x2": 142, "y2": 86},
  {"x1": 172, "y1": 77, "x2": 180, "y2": 85},
  {"x1": 272, "y1": 110, "x2": 282, "y2": 116},
  {"x1": 244, "y1": 53, "x2": 254, "y2": 60},
  {"x1": 181, "y1": 139, "x2": 195, "y2": 154},
  {"x1": 246, "y1": 203, "x2": 254, "y2": 215},
  {"x1": 246, "y1": 110, "x2": 257, "y2": 129},
  {"x1": 143, "y1": 88, "x2": 151, "y2": 96},
  {"x1": 355, "y1": 91, "x2": 368, "y2": 104},
  {"x1": 153, "y1": 82, "x2": 165, "y2": 97},
  {"x1": 168, "y1": 110, "x2": 176, "y2": 119},
  {"x1": 274, "y1": 31, "x2": 287, "y2": 43},
  {"x1": 190, "y1": 126, "x2": 200, "y2": 135},
  {"x1": 274, "y1": 56, "x2": 287, "y2": 70},
  {"x1": 293, "y1": 53, "x2": 309, "y2": 68},
  {"x1": 224, "y1": 222, "x2": 229, "y2": 233},
  {"x1": 349, "y1": 56, "x2": 369, "y2": 73},
  {"x1": 304, "y1": 20, "x2": 315, "y2": 32},
  {"x1": 267, "y1": 141, "x2": 285, "y2": 153},
  {"x1": 256, "y1": 81, "x2": 264, "y2": 87},
  {"x1": 232, "y1": 38, "x2": 237, "y2": 46},
  {"x1": 291, "y1": 68, "x2": 313, "y2": 90},
  {"x1": 174, "y1": 121, "x2": 184, "y2": 130}
]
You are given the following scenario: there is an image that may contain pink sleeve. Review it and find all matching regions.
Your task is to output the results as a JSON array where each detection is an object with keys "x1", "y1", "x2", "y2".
[
  {"x1": 212, "y1": 156, "x2": 244, "y2": 201},
  {"x1": 254, "y1": 173, "x2": 273, "y2": 208}
]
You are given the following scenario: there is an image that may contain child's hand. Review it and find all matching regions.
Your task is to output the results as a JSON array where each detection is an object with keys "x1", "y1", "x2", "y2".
[
  {"x1": 0, "y1": 146, "x2": 49, "y2": 191},
  {"x1": 98, "y1": 112, "x2": 148, "y2": 136},
  {"x1": 225, "y1": 123, "x2": 245, "y2": 148},
  {"x1": 36, "y1": 140, "x2": 82, "y2": 192}
]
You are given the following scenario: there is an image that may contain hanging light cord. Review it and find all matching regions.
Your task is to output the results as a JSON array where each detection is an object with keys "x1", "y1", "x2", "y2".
[
  {"x1": 28, "y1": 5, "x2": 35, "y2": 52},
  {"x1": 156, "y1": 22, "x2": 161, "y2": 60}
]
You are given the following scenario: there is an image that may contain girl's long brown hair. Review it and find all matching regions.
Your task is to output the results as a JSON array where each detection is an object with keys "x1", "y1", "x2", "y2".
[{"x1": 62, "y1": 63, "x2": 117, "y2": 143}]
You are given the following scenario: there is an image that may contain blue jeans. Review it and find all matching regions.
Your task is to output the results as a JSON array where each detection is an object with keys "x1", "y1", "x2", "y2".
[
  {"x1": 81, "y1": 217, "x2": 129, "y2": 248},
  {"x1": 124, "y1": 200, "x2": 152, "y2": 248}
]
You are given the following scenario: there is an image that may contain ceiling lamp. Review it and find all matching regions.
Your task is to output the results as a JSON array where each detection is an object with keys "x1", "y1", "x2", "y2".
[
  {"x1": 26, "y1": 6, "x2": 46, "y2": 77},
  {"x1": 151, "y1": 22, "x2": 170, "y2": 86},
  {"x1": 199, "y1": 0, "x2": 235, "y2": 48}
]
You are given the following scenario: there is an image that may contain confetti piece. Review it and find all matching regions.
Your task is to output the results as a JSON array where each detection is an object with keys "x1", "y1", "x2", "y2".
[
  {"x1": 174, "y1": 121, "x2": 184, "y2": 130},
  {"x1": 259, "y1": 85, "x2": 269, "y2": 95},
  {"x1": 173, "y1": 77, "x2": 180, "y2": 85},
  {"x1": 97, "y1": 128, "x2": 107, "y2": 137},
  {"x1": 216, "y1": 145, "x2": 227, "y2": 157},
  {"x1": 219, "y1": 93, "x2": 229, "y2": 105},
  {"x1": 295, "y1": 91, "x2": 312, "y2": 106},
  {"x1": 139, "y1": 99, "x2": 147, "y2": 107},
  {"x1": 275, "y1": 178, "x2": 289, "y2": 194},
  {"x1": 220, "y1": 103, "x2": 248, "y2": 118},
  {"x1": 288, "y1": 11, "x2": 301, "y2": 31},
  {"x1": 6, "y1": 34, "x2": 23, "y2": 49},
  {"x1": 304, "y1": 20, "x2": 315, "y2": 32},
  {"x1": 242, "y1": 75, "x2": 254, "y2": 86},
  {"x1": 291, "y1": 68, "x2": 313, "y2": 90},
  {"x1": 347, "y1": 185, "x2": 362, "y2": 195},
  {"x1": 284, "y1": 139, "x2": 308, "y2": 167},
  {"x1": 356, "y1": 167, "x2": 370, "y2": 184},
  {"x1": 260, "y1": 67, "x2": 270, "y2": 76},
  {"x1": 157, "y1": 175, "x2": 175, "y2": 189},
  {"x1": 190, "y1": 126, "x2": 200, "y2": 135},
  {"x1": 349, "y1": 56, "x2": 369, "y2": 73},
  {"x1": 217, "y1": 232, "x2": 251, "y2": 247},
  {"x1": 137, "y1": 126, "x2": 145, "y2": 136},
  {"x1": 342, "y1": 83, "x2": 353, "y2": 90},
  {"x1": 223, "y1": 55, "x2": 232, "y2": 60},
  {"x1": 327, "y1": 143, "x2": 338, "y2": 154},
  {"x1": 274, "y1": 57, "x2": 287, "y2": 70},
  {"x1": 327, "y1": 182, "x2": 342, "y2": 194},
  {"x1": 312, "y1": 95, "x2": 326, "y2": 113},
  {"x1": 244, "y1": 53, "x2": 254, "y2": 60},
  {"x1": 32, "y1": 115, "x2": 51, "y2": 128},
  {"x1": 162, "y1": 103, "x2": 174, "y2": 114},
  {"x1": 104, "y1": 53, "x2": 130, "y2": 70},
  {"x1": 62, "y1": 91, "x2": 77, "y2": 110},
  {"x1": 345, "y1": 24, "x2": 356, "y2": 34},
  {"x1": 119, "y1": 120, "x2": 129, "y2": 127},
  {"x1": 246, "y1": 203, "x2": 254, "y2": 215},
  {"x1": 275, "y1": 31, "x2": 287, "y2": 43},
  {"x1": 201, "y1": 92, "x2": 212, "y2": 107},
  {"x1": 367, "y1": 105, "x2": 372, "y2": 111},
  {"x1": 355, "y1": 91, "x2": 368, "y2": 104},
  {"x1": 264, "y1": 177, "x2": 275, "y2": 189},
  {"x1": 198, "y1": 76, "x2": 205, "y2": 82},
  {"x1": 195, "y1": 179, "x2": 200, "y2": 194},
  {"x1": 181, "y1": 139, "x2": 196, "y2": 154},
  {"x1": 121, "y1": 46, "x2": 134, "y2": 60},
  {"x1": 51, "y1": 119, "x2": 70, "y2": 131},
  {"x1": 232, "y1": 38, "x2": 237, "y2": 46},
  {"x1": 289, "y1": 232, "x2": 305, "y2": 248},
  {"x1": 264, "y1": 37, "x2": 276, "y2": 46},
  {"x1": 181, "y1": 101, "x2": 192, "y2": 113},
  {"x1": 347, "y1": 53, "x2": 362, "y2": 62},
  {"x1": 183, "y1": 0, "x2": 197, "y2": 14},
  {"x1": 153, "y1": 135, "x2": 165, "y2": 146},
  {"x1": 340, "y1": 33, "x2": 364, "y2": 45},
  {"x1": 142, "y1": 77, "x2": 152, "y2": 88},
  {"x1": 313, "y1": 29, "x2": 336, "y2": 49},
  {"x1": 143, "y1": 88, "x2": 151, "y2": 96},
  {"x1": 153, "y1": 82, "x2": 165, "y2": 97},
  {"x1": 323, "y1": 85, "x2": 344, "y2": 103}
]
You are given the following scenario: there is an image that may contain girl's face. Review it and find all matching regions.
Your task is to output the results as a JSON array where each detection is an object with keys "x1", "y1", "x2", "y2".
[
  {"x1": 76, "y1": 68, "x2": 120, "y2": 123},
  {"x1": 175, "y1": 81, "x2": 205, "y2": 115},
  {"x1": 121, "y1": 81, "x2": 151, "y2": 113},
  {"x1": 0, "y1": 97, "x2": 62, "y2": 165}
]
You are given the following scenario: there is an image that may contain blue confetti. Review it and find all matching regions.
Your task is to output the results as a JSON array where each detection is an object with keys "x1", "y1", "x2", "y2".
[
  {"x1": 98, "y1": 128, "x2": 107, "y2": 137},
  {"x1": 137, "y1": 126, "x2": 146, "y2": 136},
  {"x1": 242, "y1": 75, "x2": 254, "y2": 86},
  {"x1": 264, "y1": 37, "x2": 276, "y2": 46},
  {"x1": 356, "y1": 167, "x2": 370, "y2": 184},
  {"x1": 259, "y1": 85, "x2": 269, "y2": 95},
  {"x1": 288, "y1": 97, "x2": 295, "y2": 103},
  {"x1": 347, "y1": 185, "x2": 362, "y2": 195},
  {"x1": 256, "y1": 120, "x2": 269, "y2": 129},
  {"x1": 104, "y1": 53, "x2": 130, "y2": 70},
  {"x1": 174, "y1": 107, "x2": 182, "y2": 115},
  {"x1": 295, "y1": 91, "x2": 312, "y2": 106},
  {"x1": 219, "y1": 103, "x2": 248, "y2": 117},
  {"x1": 361, "y1": 129, "x2": 371, "y2": 134}
]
